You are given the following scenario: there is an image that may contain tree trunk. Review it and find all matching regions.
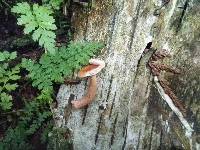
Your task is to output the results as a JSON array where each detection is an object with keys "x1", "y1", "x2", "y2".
[{"x1": 53, "y1": 0, "x2": 200, "y2": 149}]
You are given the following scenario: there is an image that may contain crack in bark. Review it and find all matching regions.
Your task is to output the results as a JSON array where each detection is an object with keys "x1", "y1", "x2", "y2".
[
  {"x1": 159, "y1": 128, "x2": 163, "y2": 150},
  {"x1": 100, "y1": 84, "x2": 103, "y2": 98},
  {"x1": 128, "y1": 0, "x2": 143, "y2": 50},
  {"x1": 109, "y1": 92, "x2": 116, "y2": 119},
  {"x1": 176, "y1": 0, "x2": 189, "y2": 33},
  {"x1": 82, "y1": 106, "x2": 88, "y2": 125},
  {"x1": 95, "y1": 113, "x2": 103, "y2": 144},
  {"x1": 136, "y1": 129, "x2": 142, "y2": 150},
  {"x1": 148, "y1": 120, "x2": 155, "y2": 150},
  {"x1": 106, "y1": 75, "x2": 114, "y2": 101},
  {"x1": 122, "y1": 127, "x2": 127, "y2": 150},
  {"x1": 122, "y1": 115, "x2": 128, "y2": 150},
  {"x1": 122, "y1": 115, "x2": 129, "y2": 137},
  {"x1": 109, "y1": 113, "x2": 118, "y2": 148}
]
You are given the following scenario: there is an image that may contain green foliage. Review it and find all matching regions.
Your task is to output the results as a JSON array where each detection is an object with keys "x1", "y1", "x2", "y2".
[
  {"x1": 0, "y1": 93, "x2": 12, "y2": 111},
  {"x1": 37, "y1": 87, "x2": 54, "y2": 103},
  {"x1": 0, "y1": 100, "x2": 52, "y2": 150},
  {"x1": 21, "y1": 42, "x2": 103, "y2": 102},
  {"x1": 42, "y1": 0, "x2": 64, "y2": 10},
  {"x1": 0, "y1": 51, "x2": 20, "y2": 110},
  {"x1": 47, "y1": 128, "x2": 73, "y2": 150},
  {"x1": 11, "y1": 2, "x2": 57, "y2": 54},
  {"x1": 0, "y1": 51, "x2": 17, "y2": 61},
  {"x1": 40, "y1": 122, "x2": 53, "y2": 144},
  {"x1": 0, "y1": 126, "x2": 33, "y2": 150},
  {"x1": 1, "y1": 0, "x2": 104, "y2": 149}
]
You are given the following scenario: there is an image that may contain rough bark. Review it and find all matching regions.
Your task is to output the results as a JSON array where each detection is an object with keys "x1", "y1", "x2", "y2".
[{"x1": 53, "y1": 0, "x2": 200, "y2": 149}]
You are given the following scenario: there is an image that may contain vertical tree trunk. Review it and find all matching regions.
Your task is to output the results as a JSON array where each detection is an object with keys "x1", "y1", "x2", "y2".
[{"x1": 53, "y1": 0, "x2": 200, "y2": 149}]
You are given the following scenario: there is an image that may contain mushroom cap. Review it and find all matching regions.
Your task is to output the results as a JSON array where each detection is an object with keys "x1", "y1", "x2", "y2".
[
  {"x1": 78, "y1": 59, "x2": 105, "y2": 78},
  {"x1": 78, "y1": 64, "x2": 99, "y2": 78}
]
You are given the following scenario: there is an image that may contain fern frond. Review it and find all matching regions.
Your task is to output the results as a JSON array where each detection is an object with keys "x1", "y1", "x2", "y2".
[
  {"x1": 11, "y1": 2, "x2": 57, "y2": 54},
  {"x1": 22, "y1": 42, "x2": 104, "y2": 103},
  {"x1": 0, "y1": 51, "x2": 20, "y2": 110}
]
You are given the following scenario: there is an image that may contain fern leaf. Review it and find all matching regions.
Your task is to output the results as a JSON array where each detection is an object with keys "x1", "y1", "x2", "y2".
[
  {"x1": 0, "y1": 51, "x2": 15, "y2": 61},
  {"x1": 24, "y1": 22, "x2": 37, "y2": 34},
  {"x1": 0, "y1": 52, "x2": 6, "y2": 61},
  {"x1": 9, "y1": 75, "x2": 21, "y2": 80},
  {"x1": 32, "y1": 28, "x2": 42, "y2": 41},
  {"x1": 11, "y1": 2, "x2": 31, "y2": 14},
  {"x1": 9, "y1": 52, "x2": 17, "y2": 60},
  {"x1": 10, "y1": 65, "x2": 20, "y2": 75},
  {"x1": 12, "y1": 2, "x2": 57, "y2": 54},
  {"x1": 39, "y1": 31, "x2": 56, "y2": 54},
  {"x1": 0, "y1": 92, "x2": 12, "y2": 110},
  {"x1": 4, "y1": 83, "x2": 18, "y2": 91},
  {"x1": 0, "y1": 51, "x2": 20, "y2": 110}
]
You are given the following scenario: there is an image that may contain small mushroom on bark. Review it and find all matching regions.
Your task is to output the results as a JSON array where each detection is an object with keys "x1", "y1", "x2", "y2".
[{"x1": 71, "y1": 59, "x2": 105, "y2": 109}]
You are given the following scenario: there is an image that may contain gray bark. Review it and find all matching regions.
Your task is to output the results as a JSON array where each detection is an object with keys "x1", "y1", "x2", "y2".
[{"x1": 53, "y1": 0, "x2": 200, "y2": 149}]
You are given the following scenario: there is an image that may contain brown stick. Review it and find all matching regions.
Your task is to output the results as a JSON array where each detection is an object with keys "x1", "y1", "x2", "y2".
[{"x1": 148, "y1": 49, "x2": 186, "y2": 115}]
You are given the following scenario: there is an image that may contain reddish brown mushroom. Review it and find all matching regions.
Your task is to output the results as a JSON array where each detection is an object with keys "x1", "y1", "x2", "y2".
[{"x1": 71, "y1": 59, "x2": 105, "y2": 109}]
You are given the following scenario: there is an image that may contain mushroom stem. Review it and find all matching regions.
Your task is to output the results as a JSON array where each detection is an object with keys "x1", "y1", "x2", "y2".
[{"x1": 71, "y1": 75, "x2": 97, "y2": 109}]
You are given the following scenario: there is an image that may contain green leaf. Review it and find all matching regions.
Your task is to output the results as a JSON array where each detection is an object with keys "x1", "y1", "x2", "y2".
[
  {"x1": 9, "y1": 52, "x2": 17, "y2": 60},
  {"x1": 4, "y1": 83, "x2": 18, "y2": 91},
  {"x1": 12, "y1": 2, "x2": 57, "y2": 54},
  {"x1": 11, "y1": 2, "x2": 31, "y2": 14},
  {"x1": 0, "y1": 51, "x2": 11, "y2": 61},
  {"x1": 32, "y1": 28, "x2": 42, "y2": 41},
  {"x1": 24, "y1": 21, "x2": 37, "y2": 34},
  {"x1": 0, "y1": 92, "x2": 12, "y2": 110},
  {"x1": 0, "y1": 52, "x2": 6, "y2": 61},
  {"x1": 0, "y1": 50, "x2": 20, "y2": 107},
  {"x1": 11, "y1": 65, "x2": 20, "y2": 75},
  {"x1": 9, "y1": 75, "x2": 21, "y2": 80}
]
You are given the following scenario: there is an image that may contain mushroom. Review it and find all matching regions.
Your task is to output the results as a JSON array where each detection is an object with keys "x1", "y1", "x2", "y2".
[
  {"x1": 71, "y1": 59, "x2": 105, "y2": 109},
  {"x1": 78, "y1": 59, "x2": 105, "y2": 78}
]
